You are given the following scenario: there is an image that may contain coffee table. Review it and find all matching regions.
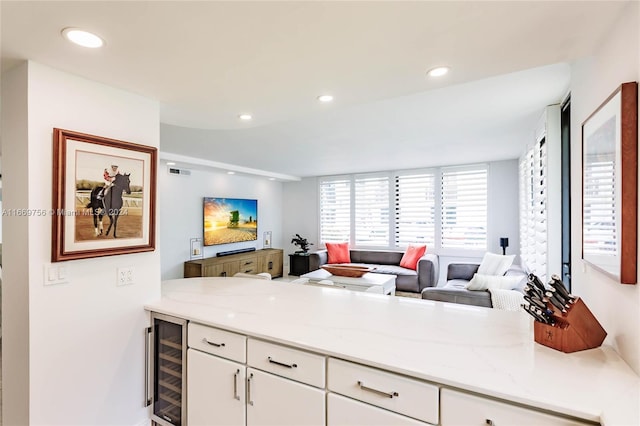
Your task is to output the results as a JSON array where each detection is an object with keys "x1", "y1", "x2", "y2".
[{"x1": 300, "y1": 269, "x2": 396, "y2": 295}]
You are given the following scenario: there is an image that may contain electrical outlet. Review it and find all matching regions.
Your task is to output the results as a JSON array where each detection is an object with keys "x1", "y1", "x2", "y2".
[{"x1": 117, "y1": 266, "x2": 135, "y2": 286}]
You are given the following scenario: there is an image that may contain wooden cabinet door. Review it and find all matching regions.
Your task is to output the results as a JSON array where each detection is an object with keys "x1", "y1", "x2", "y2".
[
  {"x1": 262, "y1": 251, "x2": 283, "y2": 277},
  {"x1": 187, "y1": 349, "x2": 245, "y2": 426},
  {"x1": 203, "y1": 264, "x2": 224, "y2": 277},
  {"x1": 246, "y1": 368, "x2": 325, "y2": 426},
  {"x1": 220, "y1": 261, "x2": 240, "y2": 277}
]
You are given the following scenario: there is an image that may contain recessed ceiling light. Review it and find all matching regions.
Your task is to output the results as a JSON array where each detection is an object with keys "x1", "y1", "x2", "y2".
[
  {"x1": 268, "y1": 177, "x2": 276, "y2": 181},
  {"x1": 317, "y1": 95, "x2": 334, "y2": 103},
  {"x1": 61, "y1": 28, "x2": 104, "y2": 48},
  {"x1": 427, "y1": 66, "x2": 450, "y2": 77},
  {"x1": 227, "y1": 171, "x2": 236, "y2": 175},
  {"x1": 166, "y1": 162, "x2": 176, "y2": 166},
  {"x1": 238, "y1": 114, "x2": 252, "y2": 121}
]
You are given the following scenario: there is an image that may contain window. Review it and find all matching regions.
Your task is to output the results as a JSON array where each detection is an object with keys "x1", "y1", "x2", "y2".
[
  {"x1": 394, "y1": 172, "x2": 436, "y2": 247},
  {"x1": 319, "y1": 177, "x2": 351, "y2": 243},
  {"x1": 441, "y1": 167, "x2": 487, "y2": 249},
  {"x1": 318, "y1": 164, "x2": 488, "y2": 251},
  {"x1": 520, "y1": 139, "x2": 547, "y2": 280},
  {"x1": 354, "y1": 175, "x2": 389, "y2": 246}
]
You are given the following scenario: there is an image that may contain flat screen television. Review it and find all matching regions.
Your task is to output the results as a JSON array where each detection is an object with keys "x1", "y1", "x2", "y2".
[{"x1": 203, "y1": 197, "x2": 258, "y2": 246}]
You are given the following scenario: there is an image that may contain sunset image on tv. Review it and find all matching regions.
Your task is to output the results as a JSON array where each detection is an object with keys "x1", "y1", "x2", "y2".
[{"x1": 203, "y1": 197, "x2": 258, "y2": 246}]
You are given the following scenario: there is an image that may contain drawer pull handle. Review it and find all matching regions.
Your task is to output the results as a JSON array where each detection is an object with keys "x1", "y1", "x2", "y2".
[
  {"x1": 203, "y1": 338, "x2": 225, "y2": 348},
  {"x1": 357, "y1": 381, "x2": 399, "y2": 399},
  {"x1": 247, "y1": 373, "x2": 254, "y2": 406},
  {"x1": 233, "y1": 369, "x2": 240, "y2": 400},
  {"x1": 485, "y1": 420, "x2": 494, "y2": 426},
  {"x1": 268, "y1": 356, "x2": 298, "y2": 369}
]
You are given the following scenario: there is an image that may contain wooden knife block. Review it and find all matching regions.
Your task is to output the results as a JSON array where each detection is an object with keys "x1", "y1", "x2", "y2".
[{"x1": 533, "y1": 297, "x2": 607, "y2": 353}]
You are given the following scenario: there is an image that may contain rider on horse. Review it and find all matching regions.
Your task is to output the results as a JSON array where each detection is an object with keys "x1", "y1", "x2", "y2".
[{"x1": 97, "y1": 164, "x2": 120, "y2": 200}]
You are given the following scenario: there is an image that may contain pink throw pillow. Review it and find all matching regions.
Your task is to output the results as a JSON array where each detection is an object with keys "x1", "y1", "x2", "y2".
[
  {"x1": 326, "y1": 242, "x2": 351, "y2": 264},
  {"x1": 399, "y1": 245, "x2": 427, "y2": 270}
]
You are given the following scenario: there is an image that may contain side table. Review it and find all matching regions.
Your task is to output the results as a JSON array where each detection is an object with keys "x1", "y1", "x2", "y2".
[{"x1": 289, "y1": 253, "x2": 312, "y2": 276}]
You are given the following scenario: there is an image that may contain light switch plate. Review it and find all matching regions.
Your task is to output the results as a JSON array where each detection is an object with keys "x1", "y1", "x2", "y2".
[{"x1": 44, "y1": 263, "x2": 68, "y2": 286}]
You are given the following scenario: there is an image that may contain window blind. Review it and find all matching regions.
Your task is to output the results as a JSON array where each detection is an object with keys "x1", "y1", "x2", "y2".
[
  {"x1": 319, "y1": 177, "x2": 351, "y2": 243},
  {"x1": 441, "y1": 167, "x2": 487, "y2": 249},
  {"x1": 394, "y1": 172, "x2": 436, "y2": 247},
  {"x1": 354, "y1": 175, "x2": 389, "y2": 246}
]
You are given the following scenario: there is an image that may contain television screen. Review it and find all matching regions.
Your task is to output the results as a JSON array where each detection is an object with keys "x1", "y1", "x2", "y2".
[{"x1": 203, "y1": 197, "x2": 258, "y2": 246}]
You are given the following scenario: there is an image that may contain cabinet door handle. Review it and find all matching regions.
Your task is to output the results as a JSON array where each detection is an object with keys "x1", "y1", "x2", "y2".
[
  {"x1": 357, "y1": 381, "x2": 399, "y2": 398},
  {"x1": 268, "y1": 356, "x2": 298, "y2": 369},
  {"x1": 247, "y1": 373, "x2": 254, "y2": 406},
  {"x1": 233, "y1": 369, "x2": 240, "y2": 400},
  {"x1": 203, "y1": 338, "x2": 225, "y2": 348},
  {"x1": 144, "y1": 326, "x2": 153, "y2": 407}
]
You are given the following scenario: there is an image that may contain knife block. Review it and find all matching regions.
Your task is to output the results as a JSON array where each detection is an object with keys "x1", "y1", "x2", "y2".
[{"x1": 533, "y1": 297, "x2": 607, "y2": 353}]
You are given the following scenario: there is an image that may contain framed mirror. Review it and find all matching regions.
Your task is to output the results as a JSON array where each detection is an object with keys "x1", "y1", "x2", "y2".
[{"x1": 582, "y1": 82, "x2": 638, "y2": 284}]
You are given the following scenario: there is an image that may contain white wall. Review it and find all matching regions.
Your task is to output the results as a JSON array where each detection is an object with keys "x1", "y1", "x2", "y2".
[
  {"x1": 569, "y1": 2, "x2": 640, "y2": 374},
  {"x1": 160, "y1": 162, "x2": 284, "y2": 280},
  {"x1": 281, "y1": 177, "x2": 318, "y2": 274},
  {"x1": 1, "y1": 61, "x2": 161, "y2": 425},
  {"x1": 282, "y1": 160, "x2": 520, "y2": 284}
]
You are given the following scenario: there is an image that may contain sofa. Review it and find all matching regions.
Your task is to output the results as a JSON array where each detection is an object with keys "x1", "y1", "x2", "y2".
[
  {"x1": 308, "y1": 249, "x2": 439, "y2": 293},
  {"x1": 421, "y1": 263, "x2": 527, "y2": 308}
]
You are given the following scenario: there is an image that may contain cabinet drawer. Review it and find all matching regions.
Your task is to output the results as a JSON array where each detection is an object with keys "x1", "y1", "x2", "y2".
[
  {"x1": 247, "y1": 338, "x2": 325, "y2": 388},
  {"x1": 188, "y1": 323, "x2": 246, "y2": 363},
  {"x1": 328, "y1": 393, "x2": 429, "y2": 426},
  {"x1": 328, "y1": 358, "x2": 439, "y2": 424},
  {"x1": 238, "y1": 256, "x2": 258, "y2": 273},
  {"x1": 440, "y1": 389, "x2": 590, "y2": 425}
]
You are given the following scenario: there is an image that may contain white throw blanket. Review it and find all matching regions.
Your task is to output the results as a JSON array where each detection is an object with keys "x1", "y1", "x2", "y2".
[{"x1": 488, "y1": 288, "x2": 524, "y2": 311}]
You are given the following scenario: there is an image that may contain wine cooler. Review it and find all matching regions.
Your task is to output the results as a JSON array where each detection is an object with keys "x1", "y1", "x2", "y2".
[{"x1": 146, "y1": 313, "x2": 187, "y2": 426}]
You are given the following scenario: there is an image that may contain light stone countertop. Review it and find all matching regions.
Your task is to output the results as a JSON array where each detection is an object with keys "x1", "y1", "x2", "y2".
[{"x1": 145, "y1": 277, "x2": 640, "y2": 425}]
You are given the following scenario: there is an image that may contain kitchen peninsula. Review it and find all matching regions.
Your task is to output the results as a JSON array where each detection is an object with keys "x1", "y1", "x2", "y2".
[{"x1": 145, "y1": 278, "x2": 639, "y2": 425}]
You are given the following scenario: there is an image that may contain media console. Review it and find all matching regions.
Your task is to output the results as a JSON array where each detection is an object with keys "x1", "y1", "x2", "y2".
[{"x1": 184, "y1": 248, "x2": 283, "y2": 278}]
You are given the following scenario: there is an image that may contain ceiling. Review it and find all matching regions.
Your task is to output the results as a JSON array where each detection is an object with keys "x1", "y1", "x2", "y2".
[{"x1": 1, "y1": 1, "x2": 629, "y2": 178}]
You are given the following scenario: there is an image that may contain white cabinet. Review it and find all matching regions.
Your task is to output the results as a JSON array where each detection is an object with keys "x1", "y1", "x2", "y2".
[
  {"x1": 247, "y1": 338, "x2": 326, "y2": 388},
  {"x1": 246, "y1": 368, "x2": 325, "y2": 426},
  {"x1": 440, "y1": 389, "x2": 590, "y2": 426},
  {"x1": 187, "y1": 349, "x2": 245, "y2": 426},
  {"x1": 186, "y1": 329, "x2": 326, "y2": 426},
  {"x1": 328, "y1": 393, "x2": 428, "y2": 426},
  {"x1": 328, "y1": 358, "x2": 439, "y2": 425},
  {"x1": 183, "y1": 321, "x2": 593, "y2": 426}
]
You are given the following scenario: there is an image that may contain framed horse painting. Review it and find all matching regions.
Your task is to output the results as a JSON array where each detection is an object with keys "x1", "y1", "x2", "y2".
[{"x1": 52, "y1": 128, "x2": 157, "y2": 261}]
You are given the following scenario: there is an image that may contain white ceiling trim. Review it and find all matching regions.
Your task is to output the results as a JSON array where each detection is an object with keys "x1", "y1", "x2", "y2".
[{"x1": 159, "y1": 152, "x2": 301, "y2": 182}]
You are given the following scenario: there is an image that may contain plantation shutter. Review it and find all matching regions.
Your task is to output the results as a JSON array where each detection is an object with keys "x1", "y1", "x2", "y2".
[
  {"x1": 354, "y1": 174, "x2": 389, "y2": 246},
  {"x1": 319, "y1": 177, "x2": 351, "y2": 243},
  {"x1": 519, "y1": 139, "x2": 548, "y2": 279},
  {"x1": 441, "y1": 166, "x2": 487, "y2": 249},
  {"x1": 394, "y1": 172, "x2": 436, "y2": 247}
]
